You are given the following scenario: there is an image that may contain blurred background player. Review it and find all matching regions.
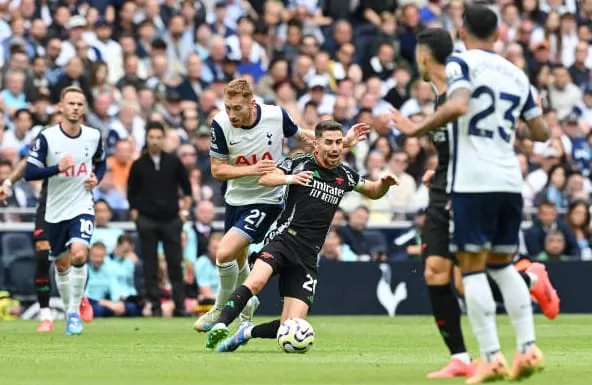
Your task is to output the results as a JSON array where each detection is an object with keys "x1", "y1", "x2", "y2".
[
  {"x1": 0, "y1": 143, "x2": 94, "y2": 333},
  {"x1": 24, "y1": 86, "x2": 106, "y2": 336},
  {"x1": 396, "y1": 6, "x2": 550, "y2": 383},
  {"x1": 392, "y1": 28, "x2": 559, "y2": 379},
  {"x1": 206, "y1": 120, "x2": 397, "y2": 351},
  {"x1": 193, "y1": 79, "x2": 367, "y2": 331}
]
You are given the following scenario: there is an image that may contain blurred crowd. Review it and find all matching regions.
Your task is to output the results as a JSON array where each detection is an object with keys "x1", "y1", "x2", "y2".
[{"x1": 0, "y1": 0, "x2": 591, "y2": 315}]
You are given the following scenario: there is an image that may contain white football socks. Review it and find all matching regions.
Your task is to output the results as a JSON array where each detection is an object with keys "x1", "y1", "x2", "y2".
[
  {"x1": 488, "y1": 265, "x2": 536, "y2": 353},
  {"x1": 215, "y1": 261, "x2": 239, "y2": 310},
  {"x1": 237, "y1": 262, "x2": 250, "y2": 286},
  {"x1": 55, "y1": 267, "x2": 71, "y2": 312},
  {"x1": 463, "y1": 272, "x2": 501, "y2": 362},
  {"x1": 68, "y1": 263, "x2": 88, "y2": 314},
  {"x1": 39, "y1": 307, "x2": 52, "y2": 322}
]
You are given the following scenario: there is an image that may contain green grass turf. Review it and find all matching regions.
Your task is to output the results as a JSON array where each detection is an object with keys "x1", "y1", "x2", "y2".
[{"x1": 0, "y1": 315, "x2": 590, "y2": 385}]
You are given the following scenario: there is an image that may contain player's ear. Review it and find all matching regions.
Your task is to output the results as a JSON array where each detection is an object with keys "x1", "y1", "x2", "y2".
[
  {"x1": 459, "y1": 27, "x2": 467, "y2": 45},
  {"x1": 491, "y1": 28, "x2": 500, "y2": 43}
]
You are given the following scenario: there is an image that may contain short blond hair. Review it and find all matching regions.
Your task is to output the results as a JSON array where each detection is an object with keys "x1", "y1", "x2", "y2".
[
  {"x1": 224, "y1": 79, "x2": 253, "y2": 99},
  {"x1": 60, "y1": 86, "x2": 86, "y2": 101}
]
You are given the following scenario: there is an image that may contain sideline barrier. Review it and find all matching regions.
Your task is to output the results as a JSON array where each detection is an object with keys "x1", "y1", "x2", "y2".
[{"x1": 256, "y1": 260, "x2": 592, "y2": 315}]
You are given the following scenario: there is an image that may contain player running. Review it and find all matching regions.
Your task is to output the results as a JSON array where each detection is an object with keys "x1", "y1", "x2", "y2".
[
  {"x1": 391, "y1": 28, "x2": 559, "y2": 379},
  {"x1": 24, "y1": 86, "x2": 106, "y2": 336},
  {"x1": 204, "y1": 120, "x2": 398, "y2": 351},
  {"x1": 193, "y1": 79, "x2": 368, "y2": 332},
  {"x1": 1, "y1": 147, "x2": 94, "y2": 333},
  {"x1": 393, "y1": 7, "x2": 549, "y2": 383}
]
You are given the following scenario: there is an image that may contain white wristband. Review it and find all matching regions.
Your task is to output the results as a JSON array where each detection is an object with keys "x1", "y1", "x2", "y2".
[
  {"x1": 285, "y1": 175, "x2": 294, "y2": 185},
  {"x1": 3, "y1": 179, "x2": 12, "y2": 189}
]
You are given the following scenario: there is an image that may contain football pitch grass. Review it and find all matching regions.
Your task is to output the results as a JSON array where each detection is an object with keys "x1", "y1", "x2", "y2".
[{"x1": 0, "y1": 315, "x2": 590, "y2": 385}]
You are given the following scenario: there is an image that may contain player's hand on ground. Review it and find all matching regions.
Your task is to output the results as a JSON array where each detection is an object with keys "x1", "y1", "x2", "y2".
[
  {"x1": 84, "y1": 172, "x2": 98, "y2": 191},
  {"x1": 292, "y1": 171, "x2": 313, "y2": 186},
  {"x1": 344, "y1": 123, "x2": 370, "y2": 147},
  {"x1": 381, "y1": 174, "x2": 398, "y2": 187},
  {"x1": 390, "y1": 109, "x2": 416, "y2": 135},
  {"x1": 58, "y1": 154, "x2": 75, "y2": 172},
  {"x1": 252, "y1": 160, "x2": 276, "y2": 176},
  {"x1": 422, "y1": 169, "x2": 435, "y2": 187}
]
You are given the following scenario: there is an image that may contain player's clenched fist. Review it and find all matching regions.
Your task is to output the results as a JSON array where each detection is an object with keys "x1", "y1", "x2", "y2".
[
  {"x1": 58, "y1": 154, "x2": 75, "y2": 171},
  {"x1": 288, "y1": 171, "x2": 313, "y2": 186},
  {"x1": 251, "y1": 159, "x2": 276, "y2": 175},
  {"x1": 380, "y1": 174, "x2": 398, "y2": 186},
  {"x1": 422, "y1": 169, "x2": 435, "y2": 187},
  {"x1": 84, "y1": 172, "x2": 98, "y2": 191}
]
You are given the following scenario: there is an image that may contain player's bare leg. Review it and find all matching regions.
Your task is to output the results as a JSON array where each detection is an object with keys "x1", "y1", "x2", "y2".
[
  {"x1": 205, "y1": 259, "x2": 273, "y2": 349},
  {"x1": 425, "y1": 256, "x2": 474, "y2": 379},
  {"x1": 458, "y1": 251, "x2": 509, "y2": 384},
  {"x1": 194, "y1": 229, "x2": 251, "y2": 332},
  {"x1": 34, "y1": 239, "x2": 54, "y2": 332},
  {"x1": 487, "y1": 253, "x2": 543, "y2": 381}
]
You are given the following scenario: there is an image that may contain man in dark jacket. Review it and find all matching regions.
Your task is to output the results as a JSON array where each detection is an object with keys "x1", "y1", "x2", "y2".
[
  {"x1": 524, "y1": 200, "x2": 580, "y2": 258},
  {"x1": 127, "y1": 121, "x2": 192, "y2": 316}
]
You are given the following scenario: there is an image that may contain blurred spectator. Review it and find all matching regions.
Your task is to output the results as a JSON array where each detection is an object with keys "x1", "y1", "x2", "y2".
[
  {"x1": 392, "y1": 209, "x2": 426, "y2": 261},
  {"x1": 566, "y1": 200, "x2": 592, "y2": 260},
  {"x1": 194, "y1": 232, "x2": 222, "y2": 305},
  {"x1": 320, "y1": 229, "x2": 357, "y2": 262},
  {"x1": 339, "y1": 206, "x2": 387, "y2": 261},
  {"x1": 193, "y1": 200, "x2": 215, "y2": 257},
  {"x1": 107, "y1": 139, "x2": 134, "y2": 195},
  {"x1": 90, "y1": 200, "x2": 124, "y2": 254},
  {"x1": 524, "y1": 200, "x2": 580, "y2": 258},
  {"x1": 86, "y1": 241, "x2": 142, "y2": 317},
  {"x1": 535, "y1": 230, "x2": 572, "y2": 261},
  {"x1": 0, "y1": 159, "x2": 26, "y2": 221}
]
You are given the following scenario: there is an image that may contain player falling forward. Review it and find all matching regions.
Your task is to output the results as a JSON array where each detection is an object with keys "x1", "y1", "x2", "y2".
[
  {"x1": 1, "y1": 155, "x2": 94, "y2": 332},
  {"x1": 205, "y1": 120, "x2": 397, "y2": 351},
  {"x1": 392, "y1": 6, "x2": 549, "y2": 383},
  {"x1": 193, "y1": 79, "x2": 367, "y2": 332},
  {"x1": 24, "y1": 86, "x2": 106, "y2": 335},
  {"x1": 392, "y1": 28, "x2": 559, "y2": 379}
]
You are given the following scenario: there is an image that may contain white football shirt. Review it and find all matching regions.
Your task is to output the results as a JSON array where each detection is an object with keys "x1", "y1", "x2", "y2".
[
  {"x1": 210, "y1": 104, "x2": 300, "y2": 206},
  {"x1": 27, "y1": 124, "x2": 105, "y2": 223},
  {"x1": 445, "y1": 49, "x2": 542, "y2": 194}
]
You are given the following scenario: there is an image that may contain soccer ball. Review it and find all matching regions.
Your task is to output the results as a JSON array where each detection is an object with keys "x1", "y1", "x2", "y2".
[{"x1": 277, "y1": 318, "x2": 315, "y2": 353}]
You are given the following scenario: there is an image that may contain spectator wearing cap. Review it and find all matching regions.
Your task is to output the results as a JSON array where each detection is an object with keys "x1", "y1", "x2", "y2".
[
  {"x1": 127, "y1": 121, "x2": 192, "y2": 317},
  {"x1": 88, "y1": 18, "x2": 124, "y2": 85},
  {"x1": 548, "y1": 65, "x2": 583, "y2": 119},
  {"x1": 297, "y1": 75, "x2": 336, "y2": 115},
  {"x1": 56, "y1": 15, "x2": 90, "y2": 67},
  {"x1": 568, "y1": 41, "x2": 591, "y2": 87}
]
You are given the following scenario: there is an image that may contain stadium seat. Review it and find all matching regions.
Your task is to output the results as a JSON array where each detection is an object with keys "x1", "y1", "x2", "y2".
[
  {"x1": 6, "y1": 256, "x2": 36, "y2": 300},
  {"x1": 1, "y1": 233, "x2": 35, "y2": 266}
]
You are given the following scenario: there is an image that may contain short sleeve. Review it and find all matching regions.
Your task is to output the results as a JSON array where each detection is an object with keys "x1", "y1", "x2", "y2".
[
  {"x1": 277, "y1": 157, "x2": 295, "y2": 174},
  {"x1": 27, "y1": 134, "x2": 48, "y2": 168},
  {"x1": 93, "y1": 133, "x2": 106, "y2": 163},
  {"x1": 445, "y1": 55, "x2": 472, "y2": 95},
  {"x1": 342, "y1": 164, "x2": 364, "y2": 192},
  {"x1": 520, "y1": 85, "x2": 542, "y2": 121},
  {"x1": 281, "y1": 107, "x2": 300, "y2": 138},
  {"x1": 209, "y1": 120, "x2": 229, "y2": 158}
]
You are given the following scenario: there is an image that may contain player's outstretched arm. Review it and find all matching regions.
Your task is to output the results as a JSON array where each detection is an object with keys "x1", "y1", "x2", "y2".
[
  {"x1": 258, "y1": 168, "x2": 312, "y2": 187},
  {"x1": 409, "y1": 89, "x2": 471, "y2": 136},
  {"x1": 210, "y1": 157, "x2": 276, "y2": 181},
  {"x1": 354, "y1": 174, "x2": 398, "y2": 200}
]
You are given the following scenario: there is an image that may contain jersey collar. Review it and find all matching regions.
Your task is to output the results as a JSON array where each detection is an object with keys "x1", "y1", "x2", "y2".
[
  {"x1": 59, "y1": 124, "x2": 82, "y2": 138},
  {"x1": 241, "y1": 104, "x2": 262, "y2": 130}
]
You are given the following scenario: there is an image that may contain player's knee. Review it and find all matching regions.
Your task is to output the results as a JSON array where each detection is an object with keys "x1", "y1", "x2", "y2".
[
  {"x1": 35, "y1": 240, "x2": 50, "y2": 252},
  {"x1": 69, "y1": 245, "x2": 88, "y2": 265},
  {"x1": 216, "y1": 246, "x2": 236, "y2": 264},
  {"x1": 54, "y1": 257, "x2": 70, "y2": 272}
]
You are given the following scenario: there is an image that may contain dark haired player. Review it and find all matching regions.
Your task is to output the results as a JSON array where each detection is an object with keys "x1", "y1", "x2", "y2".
[
  {"x1": 1, "y1": 150, "x2": 94, "y2": 333},
  {"x1": 393, "y1": 7, "x2": 549, "y2": 383},
  {"x1": 204, "y1": 120, "x2": 397, "y2": 351},
  {"x1": 393, "y1": 27, "x2": 559, "y2": 380}
]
